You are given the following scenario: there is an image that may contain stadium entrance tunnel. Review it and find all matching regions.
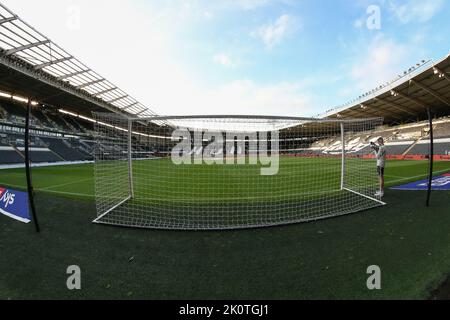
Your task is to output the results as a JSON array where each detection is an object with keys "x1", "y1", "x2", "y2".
[{"x1": 93, "y1": 114, "x2": 385, "y2": 230}]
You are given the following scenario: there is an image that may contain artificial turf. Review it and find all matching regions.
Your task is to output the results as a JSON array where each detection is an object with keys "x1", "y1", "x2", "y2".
[{"x1": 0, "y1": 159, "x2": 449, "y2": 299}]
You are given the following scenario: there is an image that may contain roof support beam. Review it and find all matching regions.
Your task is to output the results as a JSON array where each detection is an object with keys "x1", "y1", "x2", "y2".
[
  {"x1": 107, "y1": 95, "x2": 128, "y2": 104},
  {"x1": 373, "y1": 97, "x2": 418, "y2": 117},
  {"x1": 361, "y1": 103, "x2": 404, "y2": 121},
  {"x1": 433, "y1": 67, "x2": 450, "y2": 83},
  {"x1": 352, "y1": 104, "x2": 382, "y2": 119},
  {"x1": 93, "y1": 87, "x2": 117, "y2": 96},
  {"x1": 0, "y1": 54, "x2": 129, "y2": 117},
  {"x1": 392, "y1": 90, "x2": 428, "y2": 109},
  {"x1": 76, "y1": 79, "x2": 104, "y2": 89},
  {"x1": 34, "y1": 56, "x2": 73, "y2": 70},
  {"x1": 135, "y1": 110, "x2": 147, "y2": 116},
  {"x1": 57, "y1": 69, "x2": 90, "y2": 80},
  {"x1": 410, "y1": 79, "x2": 450, "y2": 107},
  {"x1": 122, "y1": 102, "x2": 139, "y2": 110},
  {"x1": 0, "y1": 16, "x2": 18, "y2": 25},
  {"x1": 4, "y1": 40, "x2": 50, "y2": 55},
  {"x1": 368, "y1": 100, "x2": 407, "y2": 119}
]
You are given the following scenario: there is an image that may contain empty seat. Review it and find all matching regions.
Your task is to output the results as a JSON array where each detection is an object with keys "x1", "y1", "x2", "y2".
[
  {"x1": 0, "y1": 150, "x2": 24, "y2": 164},
  {"x1": 40, "y1": 137, "x2": 91, "y2": 161}
]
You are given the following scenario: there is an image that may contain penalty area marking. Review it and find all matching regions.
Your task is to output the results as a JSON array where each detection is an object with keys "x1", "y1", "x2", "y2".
[
  {"x1": 1, "y1": 168, "x2": 449, "y2": 201},
  {"x1": 386, "y1": 168, "x2": 450, "y2": 186},
  {"x1": 39, "y1": 178, "x2": 92, "y2": 191},
  {"x1": 0, "y1": 181, "x2": 94, "y2": 198}
]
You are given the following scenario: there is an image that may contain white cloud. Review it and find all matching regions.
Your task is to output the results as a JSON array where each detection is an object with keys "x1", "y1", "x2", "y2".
[
  {"x1": 234, "y1": 0, "x2": 273, "y2": 10},
  {"x1": 129, "y1": 77, "x2": 315, "y2": 117},
  {"x1": 213, "y1": 53, "x2": 235, "y2": 68},
  {"x1": 353, "y1": 18, "x2": 364, "y2": 29},
  {"x1": 199, "y1": 80, "x2": 314, "y2": 116},
  {"x1": 202, "y1": 10, "x2": 213, "y2": 19},
  {"x1": 253, "y1": 14, "x2": 297, "y2": 49},
  {"x1": 1, "y1": 0, "x2": 314, "y2": 117},
  {"x1": 388, "y1": 0, "x2": 444, "y2": 24},
  {"x1": 0, "y1": 0, "x2": 196, "y2": 114},
  {"x1": 348, "y1": 35, "x2": 423, "y2": 93}
]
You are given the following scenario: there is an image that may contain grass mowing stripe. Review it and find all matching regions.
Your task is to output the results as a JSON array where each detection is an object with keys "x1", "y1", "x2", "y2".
[
  {"x1": 128, "y1": 188, "x2": 345, "y2": 203},
  {"x1": 39, "y1": 178, "x2": 93, "y2": 191},
  {"x1": 0, "y1": 181, "x2": 26, "y2": 190},
  {"x1": 385, "y1": 174, "x2": 408, "y2": 179},
  {"x1": 386, "y1": 168, "x2": 450, "y2": 186},
  {"x1": 0, "y1": 181, "x2": 94, "y2": 198},
  {"x1": 1, "y1": 159, "x2": 448, "y2": 202},
  {"x1": 39, "y1": 190, "x2": 95, "y2": 198}
]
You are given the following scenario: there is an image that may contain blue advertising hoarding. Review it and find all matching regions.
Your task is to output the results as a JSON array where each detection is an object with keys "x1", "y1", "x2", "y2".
[{"x1": 0, "y1": 186, "x2": 31, "y2": 223}]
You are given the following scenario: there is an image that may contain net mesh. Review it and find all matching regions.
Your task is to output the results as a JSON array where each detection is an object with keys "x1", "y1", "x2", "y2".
[{"x1": 93, "y1": 113, "x2": 384, "y2": 230}]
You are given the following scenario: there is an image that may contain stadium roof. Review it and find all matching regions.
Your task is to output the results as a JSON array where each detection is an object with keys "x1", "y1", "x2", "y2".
[
  {"x1": 321, "y1": 52, "x2": 450, "y2": 125},
  {"x1": 0, "y1": 3, "x2": 158, "y2": 119}
]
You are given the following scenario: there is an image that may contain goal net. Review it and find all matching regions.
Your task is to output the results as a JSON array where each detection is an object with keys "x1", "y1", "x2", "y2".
[{"x1": 93, "y1": 113, "x2": 385, "y2": 230}]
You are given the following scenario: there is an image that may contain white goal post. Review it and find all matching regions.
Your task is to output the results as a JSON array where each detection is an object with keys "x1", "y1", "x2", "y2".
[{"x1": 93, "y1": 113, "x2": 385, "y2": 230}]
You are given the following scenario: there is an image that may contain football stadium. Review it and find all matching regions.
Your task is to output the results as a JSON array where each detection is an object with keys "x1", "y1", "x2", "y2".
[{"x1": 1, "y1": 2, "x2": 450, "y2": 301}]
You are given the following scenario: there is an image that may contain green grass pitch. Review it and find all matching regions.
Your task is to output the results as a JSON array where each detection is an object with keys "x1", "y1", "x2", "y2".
[{"x1": 0, "y1": 158, "x2": 450, "y2": 299}]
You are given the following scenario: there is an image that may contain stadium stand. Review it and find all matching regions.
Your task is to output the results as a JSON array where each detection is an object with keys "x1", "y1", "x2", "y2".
[
  {"x1": 0, "y1": 106, "x2": 7, "y2": 120},
  {"x1": 292, "y1": 117, "x2": 450, "y2": 157},
  {"x1": 80, "y1": 139, "x2": 95, "y2": 153},
  {"x1": 32, "y1": 108, "x2": 56, "y2": 129},
  {"x1": 27, "y1": 148, "x2": 63, "y2": 163},
  {"x1": 41, "y1": 109, "x2": 70, "y2": 132},
  {"x1": 0, "y1": 135, "x2": 23, "y2": 164},
  {"x1": 10, "y1": 135, "x2": 63, "y2": 163},
  {"x1": 67, "y1": 138, "x2": 94, "y2": 160},
  {"x1": 40, "y1": 137, "x2": 92, "y2": 161},
  {"x1": 1, "y1": 95, "x2": 450, "y2": 165},
  {"x1": 0, "y1": 147, "x2": 23, "y2": 163},
  {"x1": 434, "y1": 122, "x2": 450, "y2": 138},
  {"x1": 0, "y1": 95, "x2": 98, "y2": 165},
  {"x1": 384, "y1": 142, "x2": 412, "y2": 155},
  {"x1": 409, "y1": 138, "x2": 450, "y2": 156}
]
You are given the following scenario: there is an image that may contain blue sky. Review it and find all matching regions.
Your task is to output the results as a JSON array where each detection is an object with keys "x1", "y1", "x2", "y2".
[{"x1": 3, "y1": 0, "x2": 450, "y2": 116}]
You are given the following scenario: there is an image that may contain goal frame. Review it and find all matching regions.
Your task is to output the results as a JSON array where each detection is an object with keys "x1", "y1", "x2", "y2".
[{"x1": 93, "y1": 114, "x2": 386, "y2": 229}]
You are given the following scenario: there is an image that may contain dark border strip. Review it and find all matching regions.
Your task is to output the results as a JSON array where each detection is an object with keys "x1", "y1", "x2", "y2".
[
  {"x1": 25, "y1": 99, "x2": 40, "y2": 232},
  {"x1": 426, "y1": 108, "x2": 434, "y2": 207}
]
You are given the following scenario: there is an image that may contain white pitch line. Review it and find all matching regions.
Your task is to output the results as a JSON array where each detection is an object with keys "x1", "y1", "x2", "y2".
[
  {"x1": 40, "y1": 189, "x2": 94, "y2": 198},
  {"x1": 0, "y1": 182, "x2": 27, "y2": 190},
  {"x1": 385, "y1": 174, "x2": 407, "y2": 179},
  {"x1": 0, "y1": 181, "x2": 94, "y2": 198},
  {"x1": 39, "y1": 178, "x2": 92, "y2": 191},
  {"x1": 387, "y1": 168, "x2": 450, "y2": 185}
]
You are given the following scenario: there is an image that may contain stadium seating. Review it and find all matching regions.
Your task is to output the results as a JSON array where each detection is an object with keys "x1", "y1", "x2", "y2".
[
  {"x1": 409, "y1": 139, "x2": 450, "y2": 155},
  {"x1": 2, "y1": 94, "x2": 450, "y2": 166},
  {"x1": 0, "y1": 106, "x2": 7, "y2": 120},
  {"x1": 301, "y1": 117, "x2": 450, "y2": 157},
  {"x1": 0, "y1": 130, "x2": 94, "y2": 164},
  {"x1": 434, "y1": 123, "x2": 450, "y2": 138},
  {"x1": 0, "y1": 100, "x2": 27, "y2": 118},
  {"x1": 384, "y1": 143, "x2": 412, "y2": 155},
  {"x1": 0, "y1": 140, "x2": 23, "y2": 164},
  {"x1": 68, "y1": 138, "x2": 94, "y2": 160},
  {"x1": 40, "y1": 137, "x2": 91, "y2": 161},
  {"x1": 0, "y1": 98, "x2": 94, "y2": 133},
  {"x1": 32, "y1": 108, "x2": 55, "y2": 129},
  {"x1": 9, "y1": 135, "x2": 63, "y2": 163},
  {"x1": 27, "y1": 148, "x2": 63, "y2": 163}
]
